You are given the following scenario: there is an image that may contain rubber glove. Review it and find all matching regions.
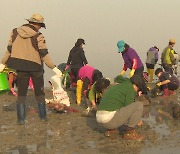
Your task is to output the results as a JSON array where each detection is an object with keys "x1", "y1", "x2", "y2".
[
  {"x1": 129, "y1": 69, "x2": 135, "y2": 78},
  {"x1": 156, "y1": 82, "x2": 162, "y2": 87},
  {"x1": 120, "y1": 70, "x2": 125, "y2": 76},
  {"x1": 0, "y1": 64, "x2": 5, "y2": 72},
  {"x1": 52, "y1": 67, "x2": 62, "y2": 77}
]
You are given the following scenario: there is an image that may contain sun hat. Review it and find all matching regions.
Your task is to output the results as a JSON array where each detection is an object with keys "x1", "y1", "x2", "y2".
[
  {"x1": 27, "y1": 14, "x2": 46, "y2": 28},
  {"x1": 169, "y1": 38, "x2": 176, "y2": 44},
  {"x1": 117, "y1": 40, "x2": 125, "y2": 53}
]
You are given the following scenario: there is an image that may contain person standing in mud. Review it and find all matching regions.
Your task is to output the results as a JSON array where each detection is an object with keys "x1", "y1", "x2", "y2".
[
  {"x1": 117, "y1": 40, "x2": 148, "y2": 94},
  {"x1": 145, "y1": 46, "x2": 159, "y2": 83},
  {"x1": 96, "y1": 75, "x2": 146, "y2": 141},
  {"x1": 0, "y1": 14, "x2": 62, "y2": 125},
  {"x1": 161, "y1": 39, "x2": 176, "y2": 74},
  {"x1": 65, "y1": 38, "x2": 88, "y2": 86}
]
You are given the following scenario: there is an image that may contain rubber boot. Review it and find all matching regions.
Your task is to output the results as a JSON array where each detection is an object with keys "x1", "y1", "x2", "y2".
[
  {"x1": 147, "y1": 68, "x2": 150, "y2": 78},
  {"x1": 38, "y1": 102, "x2": 47, "y2": 121},
  {"x1": 149, "y1": 69, "x2": 154, "y2": 83},
  {"x1": 17, "y1": 103, "x2": 25, "y2": 125},
  {"x1": 76, "y1": 79, "x2": 83, "y2": 105},
  {"x1": 162, "y1": 88, "x2": 169, "y2": 98}
]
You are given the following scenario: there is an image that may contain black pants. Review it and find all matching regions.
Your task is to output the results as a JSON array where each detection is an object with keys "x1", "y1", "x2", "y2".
[
  {"x1": 134, "y1": 67, "x2": 149, "y2": 94},
  {"x1": 16, "y1": 70, "x2": 45, "y2": 103},
  {"x1": 71, "y1": 67, "x2": 81, "y2": 82}
]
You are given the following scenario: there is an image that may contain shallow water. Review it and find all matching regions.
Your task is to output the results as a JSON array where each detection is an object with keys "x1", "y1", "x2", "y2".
[{"x1": 0, "y1": 89, "x2": 180, "y2": 154}]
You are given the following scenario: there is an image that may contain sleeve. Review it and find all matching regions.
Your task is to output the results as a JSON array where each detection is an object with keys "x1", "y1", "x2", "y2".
[
  {"x1": 122, "y1": 64, "x2": 127, "y2": 71},
  {"x1": 169, "y1": 50, "x2": 175, "y2": 65},
  {"x1": 37, "y1": 34, "x2": 48, "y2": 57},
  {"x1": 80, "y1": 49, "x2": 88, "y2": 65},
  {"x1": 66, "y1": 50, "x2": 72, "y2": 65},
  {"x1": 132, "y1": 58, "x2": 137, "y2": 70},
  {"x1": 82, "y1": 77, "x2": 90, "y2": 92},
  {"x1": 88, "y1": 83, "x2": 96, "y2": 102},
  {"x1": 37, "y1": 34, "x2": 55, "y2": 69},
  {"x1": 1, "y1": 31, "x2": 13, "y2": 64}
]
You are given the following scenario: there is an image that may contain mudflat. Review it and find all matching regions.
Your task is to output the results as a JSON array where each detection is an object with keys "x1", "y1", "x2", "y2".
[{"x1": 0, "y1": 88, "x2": 180, "y2": 154}]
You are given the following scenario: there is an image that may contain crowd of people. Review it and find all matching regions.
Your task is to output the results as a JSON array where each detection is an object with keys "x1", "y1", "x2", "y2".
[{"x1": 0, "y1": 13, "x2": 179, "y2": 142}]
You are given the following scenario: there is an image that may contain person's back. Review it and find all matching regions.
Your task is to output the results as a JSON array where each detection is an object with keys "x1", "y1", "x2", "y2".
[
  {"x1": 161, "y1": 39, "x2": 176, "y2": 74},
  {"x1": 66, "y1": 38, "x2": 88, "y2": 82},
  {"x1": 0, "y1": 14, "x2": 63, "y2": 125}
]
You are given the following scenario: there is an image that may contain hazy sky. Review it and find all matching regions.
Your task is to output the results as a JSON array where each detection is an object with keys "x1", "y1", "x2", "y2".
[{"x1": 1, "y1": 0, "x2": 180, "y2": 85}]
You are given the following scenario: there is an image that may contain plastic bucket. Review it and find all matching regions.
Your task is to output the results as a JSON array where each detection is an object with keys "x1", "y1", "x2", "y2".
[{"x1": 0, "y1": 72, "x2": 10, "y2": 94}]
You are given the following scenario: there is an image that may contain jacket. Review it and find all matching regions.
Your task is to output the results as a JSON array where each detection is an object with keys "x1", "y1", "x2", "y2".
[
  {"x1": 1, "y1": 24, "x2": 55, "y2": 71},
  {"x1": 66, "y1": 46, "x2": 88, "y2": 69},
  {"x1": 122, "y1": 47, "x2": 143, "y2": 70},
  {"x1": 161, "y1": 46, "x2": 175, "y2": 65},
  {"x1": 97, "y1": 75, "x2": 136, "y2": 111},
  {"x1": 145, "y1": 47, "x2": 159, "y2": 65}
]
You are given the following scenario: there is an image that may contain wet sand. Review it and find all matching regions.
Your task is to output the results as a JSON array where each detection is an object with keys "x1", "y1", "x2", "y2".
[{"x1": 0, "y1": 88, "x2": 180, "y2": 154}]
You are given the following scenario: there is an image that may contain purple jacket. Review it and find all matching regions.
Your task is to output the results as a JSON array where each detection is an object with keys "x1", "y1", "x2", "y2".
[
  {"x1": 122, "y1": 47, "x2": 143, "y2": 69},
  {"x1": 78, "y1": 65, "x2": 95, "y2": 83}
]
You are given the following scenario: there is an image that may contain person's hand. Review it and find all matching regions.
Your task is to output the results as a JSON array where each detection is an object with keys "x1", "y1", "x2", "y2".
[
  {"x1": 65, "y1": 65, "x2": 69, "y2": 70},
  {"x1": 156, "y1": 82, "x2": 162, "y2": 87},
  {"x1": 129, "y1": 69, "x2": 135, "y2": 78},
  {"x1": 92, "y1": 104, "x2": 97, "y2": 111},
  {"x1": 137, "y1": 120, "x2": 143, "y2": 127},
  {"x1": 52, "y1": 67, "x2": 62, "y2": 77},
  {"x1": 0, "y1": 64, "x2": 5, "y2": 72},
  {"x1": 138, "y1": 91, "x2": 143, "y2": 96},
  {"x1": 120, "y1": 70, "x2": 125, "y2": 76}
]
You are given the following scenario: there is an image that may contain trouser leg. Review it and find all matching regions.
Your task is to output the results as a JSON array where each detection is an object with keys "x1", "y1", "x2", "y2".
[
  {"x1": 101, "y1": 101, "x2": 143, "y2": 129},
  {"x1": 16, "y1": 71, "x2": 29, "y2": 125},
  {"x1": 30, "y1": 71, "x2": 47, "y2": 121}
]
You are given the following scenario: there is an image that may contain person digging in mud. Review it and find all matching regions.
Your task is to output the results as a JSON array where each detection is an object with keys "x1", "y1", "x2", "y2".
[
  {"x1": 96, "y1": 75, "x2": 147, "y2": 141},
  {"x1": 81, "y1": 78, "x2": 110, "y2": 117},
  {"x1": 117, "y1": 40, "x2": 149, "y2": 94},
  {"x1": 155, "y1": 68, "x2": 179, "y2": 98},
  {"x1": 46, "y1": 75, "x2": 71, "y2": 113},
  {"x1": 76, "y1": 65, "x2": 103, "y2": 105}
]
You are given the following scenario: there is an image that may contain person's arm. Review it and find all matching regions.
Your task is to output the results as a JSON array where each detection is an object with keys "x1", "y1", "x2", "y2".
[
  {"x1": 129, "y1": 58, "x2": 137, "y2": 77},
  {"x1": 82, "y1": 77, "x2": 90, "y2": 92},
  {"x1": 80, "y1": 49, "x2": 88, "y2": 65},
  {"x1": 169, "y1": 50, "x2": 175, "y2": 65},
  {"x1": 1, "y1": 30, "x2": 14, "y2": 65},
  {"x1": 88, "y1": 83, "x2": 97, "y2": 110},
  {"x1": 120, "y1": 64, "x2": 127, "y2": 75},
  {"x1": 37, "y1": 34, "x2": 62, "y2": 76}
]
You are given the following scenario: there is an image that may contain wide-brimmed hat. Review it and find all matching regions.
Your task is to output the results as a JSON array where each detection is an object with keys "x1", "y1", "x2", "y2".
[
  {"x1": 27, "y1": 14, "x2": 46, "y2": 28},
  {"x1": 117, "y1": 40, "x2": 125, "y2": 53}
]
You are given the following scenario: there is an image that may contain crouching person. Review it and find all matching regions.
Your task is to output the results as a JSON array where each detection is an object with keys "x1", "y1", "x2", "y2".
[
  {"x1": 46, "y1": 75, "x2": 70, "y2": 112},
  {"x1": 96, "y1": 75, "x2": 146, "y2": 141},
  {"x1": 76, "y1": 65, "x2": 103, "y2": 105},
  {"x1": 81, "y1": 78, "x2": 110, "y2": 117},
  {"x1": 155, "y1": 68, "x2": 180, "y2": 98}
]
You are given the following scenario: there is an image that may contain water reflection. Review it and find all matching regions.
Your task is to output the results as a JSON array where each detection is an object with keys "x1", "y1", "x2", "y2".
[{"x1": 142, "y1": 98, "x2": 179, "y2": 139}]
